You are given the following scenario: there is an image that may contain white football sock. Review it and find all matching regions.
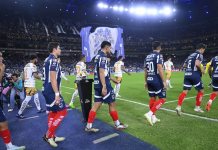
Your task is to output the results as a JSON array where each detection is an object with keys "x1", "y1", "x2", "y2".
[
  {"x1": 18, "y1": 96, "x2": 32, "y2": 115},
  {"x1": 71, "y1": 89, "x2": 78, "y2": 103},
  {"x1": 116, "y1": 83, "x2": 121, "y2": 95},
  {"x1": 114, "y1": 120, "x2": 120, "y2": 126},
  {"x1": 34, "y1": 93, "x2": 41, "y2": 111},
  {"x1": 86, "y1": 123, "x2": 92, "y2": 129}
]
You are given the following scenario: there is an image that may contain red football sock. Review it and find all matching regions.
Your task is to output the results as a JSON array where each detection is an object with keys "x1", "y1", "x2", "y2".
[
  {"x1": 151, "y1": 99, "x2": 166, "y2": 113},
  {"x1": 87, "y1": 110, "x2": 96, "y2": 123},
  {"x1": 178, "y1": 92, "x2": 187, "y2": 106},
  {"x1": 196, "y1": 92, "x2": 204, "y2": 106},
  {"x1": 0, "y1": 129, "x2": 11, "y2": 144},
  {"x1": 46, "y1": 109, "x2": 67, "y2": 138},
  {"x1": 209, "y1": 92, "x2": 217, "y2": 101},
  {"x1": 48, "y1": 111, "x2": 56, "y2": 128},
  {"x1": 110, "y1": 111, "x2": 119, "y2": 121},
  {"x1": 149, "y1": 98, "x2": 156, "y2": 110}
]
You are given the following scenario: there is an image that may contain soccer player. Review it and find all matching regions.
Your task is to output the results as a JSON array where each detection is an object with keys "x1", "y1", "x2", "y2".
[
  {"x1": 42, "y1": 42, "x2": 67, "y2": 147},
  {"x1": 113, "y1": 56, "x2": 131, "y2": 98},
  {"x1": 17, "y1": 55, "x2": 45, "y2": 119},
  {"x1": 85, "y1": 41, "x2": 128, "y2": 132},
  {"x1": 164, "y1": 57, "x2": 174, "y2": 89},
  {"x1": 144, "y1": 41, "x2": 166, "y2": 126},
  {"x1": 69, "y1": 54, "x2": 87, "y2": 109},
  {"x1": 176, "y1": 43, "x2": 206, "y2": 116},
  {"x1": 0, "y1": 53, "x2": 26, "y2": 150},
  {"x1": 205, "y1": 61, "x2": 212, "y2": 87},
  {"x1": 205, "y1": 56, "x2": 218, "y2": 111}
]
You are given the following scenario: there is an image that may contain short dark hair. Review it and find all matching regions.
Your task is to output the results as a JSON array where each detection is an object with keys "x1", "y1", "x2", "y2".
[
  {"x1": 117, "y1": 56, "x2": 123, "y2": 61},
  {"x1": 196, "y1": 43, "x2": 207, "y2": 50},
  {"x1": 79, "y1": 54, "x2": 86, "y2": 61},
  {"x1": 11, "y1": 73, "x2": 19, "y2": 78},
  {"x1": 152, "y1": 41, "x2": 161, "y2": 50},
  {"x1": 48, "y1": 42, "x2": 60, "y2": 53},
  {"x1": 101, "y1": 41, "x2": 111, "y2": 49},
  {"x1": 30, "y1": 55, "x2": 38, "y2": 60}
]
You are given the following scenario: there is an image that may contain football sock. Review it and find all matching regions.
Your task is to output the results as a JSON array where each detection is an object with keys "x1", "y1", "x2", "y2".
[
  {"x1": 178, "y1": 92, "x2": 187, "y2": 106},
  {"x1": 196, "y1": 92, "x2": 204, "y2": 106}
]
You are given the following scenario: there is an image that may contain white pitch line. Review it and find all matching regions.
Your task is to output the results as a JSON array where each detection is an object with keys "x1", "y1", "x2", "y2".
[
  {"x1": 61, "y1": 86, "x2": 218, "y2": 122},
  {"x1": 93, "y1": 133, "x2": 119, "y2": 144},
  {"x1": 165, "y1": 93, "x2": 211, "y2": 104},
  {"x1": 62, "y1": 86, "x2": 75, "y2": 90},
  {"x1": 117, "y1": 97, "x2": 218, "y2": 122},
  {"x1": 20, "y1": 115, "x2": 39, "y2": 121}
]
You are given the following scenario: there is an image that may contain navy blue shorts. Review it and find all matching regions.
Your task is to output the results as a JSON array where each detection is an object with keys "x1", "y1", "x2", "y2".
[
  {"x1": 43, "y1": 90, "x2": 66, "y2": 112},
  {"x1": 0, "y1": 107, "x2": 7, "y2": 122},
  {"x1": 147, "y1": 78, "x2": 166, "y2": 99},
  {"x1": 94, "y1": 87, "x2": 115, "y2": 104},
  {"x1": 183, "y1": 73, "x2": 203, "y2": 91},
  {"x1": 212, "y1": 77, "x2": 218, "y2": 91}
]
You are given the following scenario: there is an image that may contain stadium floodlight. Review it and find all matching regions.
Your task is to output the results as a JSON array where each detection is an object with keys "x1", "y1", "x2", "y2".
[
  {"x1": 97, "y1": 2, "x2": 108, "y2": 9},
  {"x1": 146, "y1": 8, "x2": 158, "y2": 16},
  {"x1": 162, "y1": 6, "x2": 173, "y2": 16},
  {"x1": 96, "y1": 2, "x2": 176, "y2": 17},
  {"x1": 118, "y1": 6, "x2": 124, "y2": 12},
  {"x1": 113, "y1": 5, "x2": 119, "y2": 11},
  {"x1": 134, "y1": 7, "x2": 146, "y2": 16}
]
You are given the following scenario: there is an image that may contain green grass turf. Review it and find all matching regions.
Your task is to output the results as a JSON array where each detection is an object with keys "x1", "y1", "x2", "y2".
[{"x1": 36, "y1": 72, "x2": 218, "y2": 150}]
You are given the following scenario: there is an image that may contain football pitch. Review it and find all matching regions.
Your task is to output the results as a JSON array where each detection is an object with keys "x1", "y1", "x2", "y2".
[{"x1": 37, "y1": 72, "x2": 218, "y2": 150}]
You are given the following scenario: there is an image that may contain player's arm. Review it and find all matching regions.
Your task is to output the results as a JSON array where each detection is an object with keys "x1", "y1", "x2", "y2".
[
  {"x1": 208, "y1": 60, "x2": 213, "y2": 78},
  {"x1": 50, "y1": 59, "x2": 60, "y2": 104},
  {"x1": 157, "y1": 64, "x2": 166, "y2": 89},
  {"x1": 99, "y1": 57, "x2": 107, "y2": 96},
  {"x1": 195, "y1": 60, "x2": 204, "y2": 74},
  {"x1": 144, "y1": 68, "x2": 148, "y2": 89},
  {"x1": 157, "y1": 55, "x2": 166, "y2": 89},
  {"x1": 121, "y1": 65, "x2": 131, "y2": 75},
  {"x1": 0, "y1": 64, "x2": 5, "y2": 83},
  {"x1": 110, "y1": 77, "x2": 119, "y2": 84},
  {"x1": 33, "y1": 72, "x2": 41, "y2": 80}
]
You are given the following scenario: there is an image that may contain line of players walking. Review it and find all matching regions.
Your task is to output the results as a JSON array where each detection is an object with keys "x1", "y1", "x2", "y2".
[{"x1": 0, "y1": 41, "x2": 218, "y2": 149}]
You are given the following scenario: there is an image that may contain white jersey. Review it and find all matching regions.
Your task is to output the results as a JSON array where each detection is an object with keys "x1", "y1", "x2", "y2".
[
  {"x1": 114, "y1": 61, "x2": 124, "y2": 77},
  {"x1": 164, "y1": 61, "x2": 174, "y2": 71},
  {"x1": 24, "y1": 63, "x2": 37, "y2": 87},
  {"x1": 76, "y1": 61, "x2": 87, "y2": 80}
]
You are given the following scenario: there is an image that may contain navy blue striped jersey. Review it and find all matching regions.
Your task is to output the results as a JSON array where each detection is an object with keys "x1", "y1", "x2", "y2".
[
  {"x1": 93, "y1": 51, "x2": 111, "y2": 89},
  {"x1": 144, "y1": 51, "x2": 164, "y2": 78},
  {"x1": 43, "y1": 54, "x2": 61, "y2": 91},
  {"x1": 184, "y1": 50, "x2": 203, "y2": 75},
  {"x1": 211, "y1": 56, "x2": 218, "y2": 77}
]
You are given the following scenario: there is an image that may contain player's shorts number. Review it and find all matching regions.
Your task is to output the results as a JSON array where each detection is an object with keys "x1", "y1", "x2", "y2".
[{"x1": 146, "y1": 62, "x2": 154, "y2": 72}]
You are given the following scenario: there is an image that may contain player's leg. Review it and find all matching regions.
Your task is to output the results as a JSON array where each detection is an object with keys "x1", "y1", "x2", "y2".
[
  {"x1": 176, "y1": 77, "x2": 191, "y2": 116},
  {"x1": 193, "y1": 78, "x2": 204, "y2": 113},
  {"x1": 85, "y1": 101, "x2": 102, "y2": 132},
  {"x1": 145, "y1": 92, "x2": 166, "y2": 126},
  {"x1": 8, "y1": 88, "x2": 16, "y2": 112},
  {"x1": 148, "y1": 96, "x2": 160, "y2": 124},
  {"x1": 108, "y1": 101, "x2": 128, "y2": 130},
  {"x1": 33, "y1": 91, "x2": 44, "y2": 113},
  {"x1": 114, "y1": 77, "x2": 122, "y2": 97},
  {"x1": 17, "y1": 88, "x2": 32, "y2": 118},
  {"x1": 69, "y1": 83, "x2": 78, "y2": 109},
  {"x1": 0, "y1": 109, "x2": 25, "y2": 150},
  {"x1": 168, "y1": 72, "x2": 173, "y2": 88},
  {"x1": 45, "y1": 108, "x2": 67, "y2": 138},
  {"x1": 166, "y1": 71, "x2": 170, "y2": 88},
  {"x1": 43, "y1": 94, "x2": 67, "y2": 147},
  {"x1": 206, "y1": 91, "x2": 218, "y2": 111},
  {"x1": 206, "y1": 79, "x2": 218, "y2": 111}
]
